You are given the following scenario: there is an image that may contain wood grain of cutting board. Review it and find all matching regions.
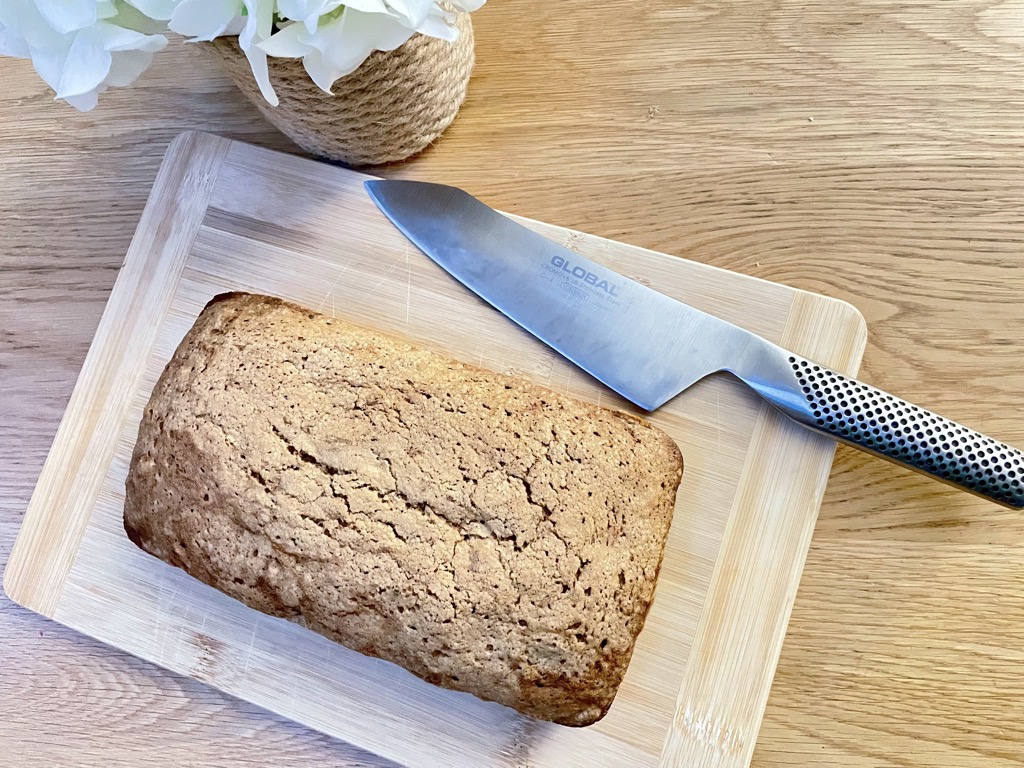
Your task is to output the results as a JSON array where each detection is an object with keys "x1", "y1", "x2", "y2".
[{"x1": 3, "y1": 132, "x2": 866, "y2": 768}]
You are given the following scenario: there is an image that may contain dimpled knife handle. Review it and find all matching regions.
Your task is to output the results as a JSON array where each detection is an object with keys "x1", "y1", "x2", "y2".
[{"x1": 747, "y1": 352, "x2": 1024, "y2": 509}]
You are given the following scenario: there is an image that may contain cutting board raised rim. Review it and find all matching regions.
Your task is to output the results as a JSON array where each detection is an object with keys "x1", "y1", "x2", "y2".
[{"x1": 4, "y1": 131, "x2": 867, "y2": 768}]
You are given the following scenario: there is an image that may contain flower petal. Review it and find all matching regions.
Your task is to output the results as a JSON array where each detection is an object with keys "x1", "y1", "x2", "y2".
[
  {"x1": 286, "y1": 12, "x2": 366, "y2": 91},
  {"x1": 0, "y1": 22, "x2": 31, "y2": 57},
  {"x1": 97, "y1": 2, "x2": 119, "y2": 21},
  {"x1": 240, "y1": 0, "x2": 278, "y2": 106},
  {"x1": 276, "y1": 0, "x2": 305, "y2": 17},
  {"x1": 380, "y1": 0, "x2": 433, "y2": 28},
  {"x1": 105, "y1": 48, "x2": 155, "y2": 86},
  {"x1": 244, "y1": 46, "x2": 277, "y2": 106},
  {"x1": 35, "y1": 0, "x2": 97, "y2": 35},
  {"x1": 63, "y1": 89, "x2": 100, "y2": 111},
  {"x1": 29, "y1": 47, "x2": 65, "y2": 91},
  {"x1": 96, "y1": 22, "x2": 167, "y2": 53},
  {"x1": 223, "y1": 16, "x2": 246, "y2": 35},
  {"x1": 124, "y1": 0, "x2": 179, "y2": 21},
  {"x1": 300, "y1": 49, "x2": 338, "y2": 93},
  {"x1": 243, "y1": 0, "x2": 275, "y2": 39},
  {"x1": 277, "y1": 0, "x2": 348, "y2": 34},
  {"x1": 276, "y1": 0, "x2": 317, "y2": 20},
  {"x1": 342, "y1": 0, "x2": 391, "y2": 16},
  {"x1": 169, "y1": 0, "x2": 243, "y2": 42},
  {"x1": 417, "y1": 12, "x2": 458, "y2": 42},
  {"x1": 1, "y1": 0, "x2": 69, "y2": 51},
  {"x1": 335, "y1": 8, "x2": 414, "y2": 56},
  {"x1": 56, "y1": 27, "x2": 112, "y2": 98},
  {"x1": 259, "y1": 22, "x2": 309, "y2": 58},
  {"x1": 447, "y1": 0, "x2": 486, "y2": 12},
  {"x1": 313, "y1": 8, "x2": 413, "y2": 85}
]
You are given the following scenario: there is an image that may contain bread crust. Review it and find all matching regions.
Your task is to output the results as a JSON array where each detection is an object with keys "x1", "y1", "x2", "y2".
[{"x1": 124, "y1": 292, "x2": 683, "y2": 726}]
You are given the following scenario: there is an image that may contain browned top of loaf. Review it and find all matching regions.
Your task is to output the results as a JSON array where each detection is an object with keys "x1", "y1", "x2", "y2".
[{"x1": 124, "y1": 293, "x2": 682, "y2": 726}]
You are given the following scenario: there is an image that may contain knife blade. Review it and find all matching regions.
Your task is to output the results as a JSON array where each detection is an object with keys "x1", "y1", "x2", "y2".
[{"x1": 365, "y1": 179, "x2": 1024, "y2": 510}]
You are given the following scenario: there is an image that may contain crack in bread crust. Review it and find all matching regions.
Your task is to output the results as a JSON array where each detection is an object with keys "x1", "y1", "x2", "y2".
[{"x1": 123, "y1": 292, "x2": 683, "y2": 727}]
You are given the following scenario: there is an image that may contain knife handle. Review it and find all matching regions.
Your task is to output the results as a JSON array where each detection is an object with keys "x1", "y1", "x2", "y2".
[{"x1": 743, "y1": 353, "x2": 1024, "y2": 509}]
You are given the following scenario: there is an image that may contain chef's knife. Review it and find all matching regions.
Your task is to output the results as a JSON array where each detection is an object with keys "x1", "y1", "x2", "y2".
[{"x1": 365, "y1": 180, "x2": 1024, "y2": 510}]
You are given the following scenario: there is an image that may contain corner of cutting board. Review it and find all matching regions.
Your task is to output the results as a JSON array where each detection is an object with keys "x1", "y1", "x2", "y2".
[
  {"x1": 822, "y1": 292, "x2": 869, "y2": 350},
  {"x1": 3, "y1": 522, "x2": 38, "y2": 613},
  {"x1": 2, "y1": 487, "x2": 66, "y2": 617},
  {"x1": 165, "y1": 130, "x2": 226, "y2": 159},
  {"x1": 788, "y1": 287, "x2": 870, "y2": 374}
]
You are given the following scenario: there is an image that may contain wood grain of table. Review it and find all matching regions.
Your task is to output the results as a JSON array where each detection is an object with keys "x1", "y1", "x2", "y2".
[{"x1": 2, "y1": 2, "x2": 1023, "y2": 766}]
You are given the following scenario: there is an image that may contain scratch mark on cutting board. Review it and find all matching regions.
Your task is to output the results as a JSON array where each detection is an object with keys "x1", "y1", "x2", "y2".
[
  {"x1": 282, "y1": 638, "x2": 306, "y2": 711},
  {"x1": 364, "y1": 260, "x2": 402, "y2": 299},
  {"x1": 154, "y1": 569, "x2": 177, "y2": 663},
  {"x1": 716, "y1": 388, "x2": 723, "y2": 454},
  {"x1": 241, "y1": 615, "x2": 261, "y2": 674},
  {"x1": 316, "y1": 262, "x2": 353, "y2": 314},
  {"x1": 170, "y1": 623, "x2": 187, "y2": 668},
  {"x1": 405, "y1": 247, "x2": 412, "y2": 325}
]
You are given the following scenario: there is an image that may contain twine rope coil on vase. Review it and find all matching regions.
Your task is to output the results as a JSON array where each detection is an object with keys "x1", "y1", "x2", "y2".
[{"x1": 204, "y1": 11, "x2": 475, "y2": 167}]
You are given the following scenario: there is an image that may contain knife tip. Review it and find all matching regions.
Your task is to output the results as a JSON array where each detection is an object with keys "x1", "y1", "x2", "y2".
[{"x1": 364, "y1": 179, "x2": 389, "y2": 210}]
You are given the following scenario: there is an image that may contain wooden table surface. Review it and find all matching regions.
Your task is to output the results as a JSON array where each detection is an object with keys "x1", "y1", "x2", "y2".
[{"x1": 2, "y1": 2, "x2": 1023, "y2": 766}]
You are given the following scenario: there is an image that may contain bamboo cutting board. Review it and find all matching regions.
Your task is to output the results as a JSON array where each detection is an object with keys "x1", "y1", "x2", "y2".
[{"x1": 4, "y1": 132, "x2": 866, "y2": 768}]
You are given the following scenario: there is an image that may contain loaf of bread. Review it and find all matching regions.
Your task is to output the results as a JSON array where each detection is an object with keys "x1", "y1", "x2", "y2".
[{"x1": 124, "y1": 292, "x2": 683, "y2": 726}]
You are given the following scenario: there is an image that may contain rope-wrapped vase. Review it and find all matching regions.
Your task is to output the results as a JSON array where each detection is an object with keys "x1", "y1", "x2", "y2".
[{"x1": 204, "y1": 12, "x2": 475, "y2": 167}]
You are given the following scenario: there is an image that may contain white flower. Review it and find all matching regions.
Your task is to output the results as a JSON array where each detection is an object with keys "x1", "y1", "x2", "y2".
[
  {"x1": 166, "y1": 0, "x2": 486, "y2": 106},
  {"x1": 166, "y1": 0, "x2": 244, "y2": 42},
  {"x1": 169, "y1": 0, "x2": 276, "y2": 106},
  {"x1": 0, "y1": 0, "x2": 171, "y2": 111},
  {"x1": 259, "y1": 6, "x2": 412, "y2": 95},
  {"x1": 277, "y1": 0, "x2": 345, "y2": 34},
  {"x1": 0, "y1": 0, "x2": 487, "y2": 111},
  {"x1": 255, "y1": 0, "x2": 485, "y2": 101}
]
